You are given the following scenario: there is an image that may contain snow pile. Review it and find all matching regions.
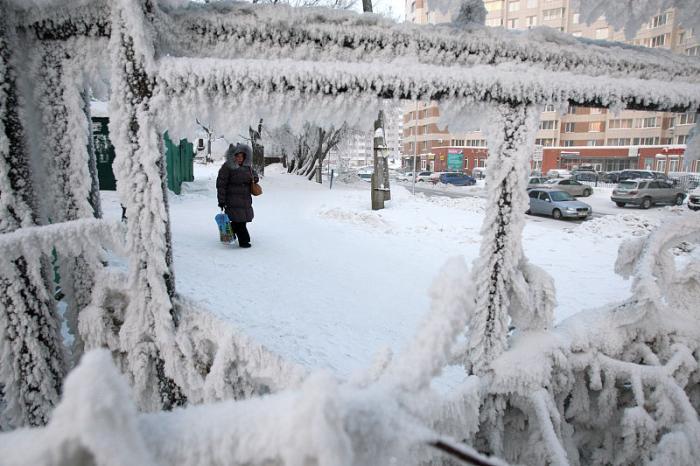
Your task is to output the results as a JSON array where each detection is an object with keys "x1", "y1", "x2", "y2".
[
  {"x1": 575, "y1": 208, "x2": 689, "y2": 238},
  {"x1": 575, "y1": 213, "x2": 662, "y2": 238}
]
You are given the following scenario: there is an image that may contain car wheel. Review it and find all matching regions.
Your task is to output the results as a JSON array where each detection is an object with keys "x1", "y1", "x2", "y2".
[
  {"x1": 615, "y1": 202, "x2": 625, "y2": 207},
  {"x1": 675, "y1": 194, "x2": 684, "y2": 206},
  {"x1": 526, "y1": 208, "x2": 531, "y2": 215},
  {"x1": 552, "y1": 208, "x2": 562, "y2": 220},
  {"x1": 583, "y1": 188, "x2": 592, "y2": 197},
  {"x1": 641, "y1": 197, "x2": 652, "y2": 210}
]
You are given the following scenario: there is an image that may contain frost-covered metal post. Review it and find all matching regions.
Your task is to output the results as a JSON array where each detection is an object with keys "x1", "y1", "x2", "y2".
[
  {"x1": 108, "y1": 0, "x2": 184, "y2": 410},
  {"x1": 466, "y1": 103, "x2": 555, "y2": 375},
  {"x1": 0, "y1": 7, "x2": 65, "y2": 428},
  {"x1": 33, "y1": 42, "x2": 102, "y2": 355}
]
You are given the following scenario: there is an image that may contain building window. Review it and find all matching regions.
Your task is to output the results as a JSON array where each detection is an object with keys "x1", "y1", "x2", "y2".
[
  {"x1": 486, "y1": 17, "x2": 504, "y2": 27},
  {"x1": 527, "y1": 16, "x2": 537, "y2": 27},
  {"x1": 535, "y1": 138, "x2": 555, "y2": 147},
  {"x1": 508, "y1": 18, "x2": 519, "y2": 28},
  {"x1": 676, "y1": 113, "x2": 696, "y2": 125},
  {"x1": 572, "y1": 31, "x2": 582, "y2": 37},
  {"x1": 572, "y1": 13, "x2": 580, "y2": 24},
  {"x1": 608, "y1": 118, "x2": 633, "y2": 129},
  {"x1": 589, "y1": 121, "x2": 604, "y2": 132},
  {"x1": 465, "y1": 139, "x2": 487, "y2": 147},
  {"x1": 632, "y1": 137, "x2": 660, "y2": 145},
  {"x1": 485, "y1": 0, "x2": 504, "y2": 12},
  {"x1": 508, "y1": 1, "x2": 520, "y2": 12},
  {"x1": 451, "y1": 139, "x2": 465, "y2": 146},
  {"x1": 564, "y1": 122, "x2": 575, "y2": 132},
  {"x1": 543, "y1": 104, "x2": 555, "y2": 112},
  {"x1": 635, "y1": 117, "x2": 659, "y2": 128},
  {"x1": 526, "y1": 0, "x2": 537, "y2": 8},
  {"x1": 678, "y1": 31, "x2": 687, "y2": 45},
  {"x1": 563, "y1": 140, "x2": 575, "y2": 147},
  {"x1": 539, "y1": 120, "x2": 557, "y2": 130},
  {"x1": 687, "y1": 46, "x2": 700, "y2": 56},
  {"x1": 649, "y1": 12, "x2": 669, "y2": 28},
  {"x1": 607, "y1": 138, "x2": 631, "y2": 146},
  {"x1": 543, "y1": 7, "x2": 564, "y2": 20},
  {"x1": 595, "y1": 28, "x2": 609, "y2": 39},
  {"x1": 677, "y1": 135, "x2": 688, "y2": 144},
  {"x1": 650, "y1": 34, "x2": 668, "y2": 48}
]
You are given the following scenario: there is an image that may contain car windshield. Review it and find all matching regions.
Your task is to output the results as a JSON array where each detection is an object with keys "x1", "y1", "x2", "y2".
[
  {"x1": 544, "y1": 179, "x2": 559, "y2": 184},
  {"x1": 618, "y1": 181, "x2": 638, "y2": 189},
  {"x1": 550, "y1": 191, "x2": 574, "y2": 201}
]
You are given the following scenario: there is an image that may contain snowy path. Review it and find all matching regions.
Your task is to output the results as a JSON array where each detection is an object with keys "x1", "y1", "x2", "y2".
[{"x1": 100, "y1": 164, "x2": 693, "y2": 379}]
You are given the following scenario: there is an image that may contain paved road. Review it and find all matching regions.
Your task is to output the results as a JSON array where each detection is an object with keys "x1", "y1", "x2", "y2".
[{"x1": 396, "y1": 182, "x2": 487, "y2": 199}]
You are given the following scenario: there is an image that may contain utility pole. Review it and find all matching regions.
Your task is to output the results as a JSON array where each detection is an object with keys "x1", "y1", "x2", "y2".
[{"x1": 412, "y1": 100, "x2": 418, "y2": 195}]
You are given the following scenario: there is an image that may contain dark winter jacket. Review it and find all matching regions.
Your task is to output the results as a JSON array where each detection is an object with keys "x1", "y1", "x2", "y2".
[{"x1": 216, "y1": 143, "x2": 259, "y2": 223}]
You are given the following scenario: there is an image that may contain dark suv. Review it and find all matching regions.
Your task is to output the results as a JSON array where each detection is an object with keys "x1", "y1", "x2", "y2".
[{"x1": 611, "y1": 180, "x2": 686, "y2": 209}]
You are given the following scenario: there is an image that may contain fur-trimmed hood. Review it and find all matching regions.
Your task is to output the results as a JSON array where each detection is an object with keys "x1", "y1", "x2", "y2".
[{"x1": 225, "y1": 143, "x2": 253, "y2": 169}]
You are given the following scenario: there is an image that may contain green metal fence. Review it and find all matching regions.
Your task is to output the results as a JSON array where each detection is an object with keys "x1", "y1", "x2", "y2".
[
  {"x1": 91, "y1": 118, "x2": 194, "y2": 195},
  {"x1": 164, "y1": 131, "x2": 194, "y2": 195}
]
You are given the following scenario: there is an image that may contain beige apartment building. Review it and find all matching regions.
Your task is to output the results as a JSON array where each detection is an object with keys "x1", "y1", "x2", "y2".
[{"x1": 402, "y1": 0, "x2": 699, "y2": 173}]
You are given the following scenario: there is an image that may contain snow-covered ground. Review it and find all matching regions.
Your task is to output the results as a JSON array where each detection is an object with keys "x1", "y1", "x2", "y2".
[{"x1": 101, "y1": 164, "x2": 694, "y2": 379}]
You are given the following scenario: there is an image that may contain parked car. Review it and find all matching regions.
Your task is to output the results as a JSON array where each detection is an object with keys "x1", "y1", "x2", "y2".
[
  {"x1": 438, "y1": 172, "x2": 476, "y2": 186},
  {"x1": 395, "y1": 171, "x2": 414, "y2": 182},
  {"x1": 572, "y1": 171, "x2": 599, "y2": 182},
  {"x1": 547, "y1": 169, "x2": 572, "y2": 178},
  {"x1": 603, "y1": 171, "x2": 620, "y2": 183},
  {"x1": 617, "y1": 169, "x2": 672, "y2": 183},
  {"x1": 527, "y1": 189, "x2": 592, "y2": 220},
  {"x1": 611, "y1": 180, "x2": 686, "y2": 209},
  {"x1": 429, "y1": 172, "x2": 446, "y2": 183},
  {"x1": 528, "y1": 176, "x2": 548, "y2": 187},
  {"x1": 416, "y1": 171, "x2": 433, "y2": 182},
  {"x1": 472, "y1": 167, "x2": 487, "y2": 179},
  {"x1": 357, "y1": 172, "x2": 373, "y2": 182},
  {"x1": 688, "y1": 188, "x2": 700, "y2": 211},
  {"x1": 539, "y1": 178, "x2": 593, "y2": 197}
]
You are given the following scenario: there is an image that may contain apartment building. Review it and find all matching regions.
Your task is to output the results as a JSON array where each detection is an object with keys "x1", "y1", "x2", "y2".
[
  {"x1": 402, "y1": 0, "x2": 699, "y2": 174},
  {"x1": 330, "y1": 105, "x2": 404, "y2": 170}
]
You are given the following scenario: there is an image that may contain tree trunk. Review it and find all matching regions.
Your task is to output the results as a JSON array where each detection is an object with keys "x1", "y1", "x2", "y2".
[{"x1": 249, "y1": 118, "x2": 264, "y2": 176}]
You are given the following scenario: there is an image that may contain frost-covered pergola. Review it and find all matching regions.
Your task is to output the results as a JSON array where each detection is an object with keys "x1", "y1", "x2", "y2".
[{"x1": 1, "y1": 0, "x2": 700, "y2": 464}]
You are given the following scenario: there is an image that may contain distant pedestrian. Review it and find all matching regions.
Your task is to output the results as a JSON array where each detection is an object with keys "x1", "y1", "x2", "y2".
[{"x1": 216, "y1": 143, "x2": 259, "y2": 248}]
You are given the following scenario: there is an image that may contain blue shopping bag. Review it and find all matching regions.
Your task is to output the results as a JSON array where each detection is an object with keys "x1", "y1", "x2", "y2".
[{"x1": 215, "y1": 212, "x2": 235, "y2": 243}]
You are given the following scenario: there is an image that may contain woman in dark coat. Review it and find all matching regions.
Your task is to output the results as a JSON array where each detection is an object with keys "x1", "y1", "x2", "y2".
[{"x1": 216, "y1": 143, "x2": 259, "y2": 248}]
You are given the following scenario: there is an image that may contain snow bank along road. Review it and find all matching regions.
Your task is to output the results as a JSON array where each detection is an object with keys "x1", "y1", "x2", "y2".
[{"x1": 101, "y1": 164, "x2": 694, "y2": 379}]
